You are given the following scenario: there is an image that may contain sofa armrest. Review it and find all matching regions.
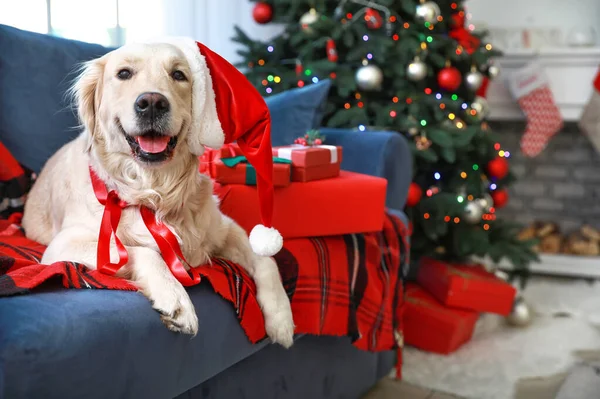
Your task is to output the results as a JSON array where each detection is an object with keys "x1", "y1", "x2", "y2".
[{"x1": 319, "y1": 128, "x2": 412, "y2": 210}]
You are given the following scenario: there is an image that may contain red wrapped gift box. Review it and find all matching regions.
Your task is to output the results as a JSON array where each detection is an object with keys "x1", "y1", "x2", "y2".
[
  {"x1": 200, "y1": 144, "x2": 291, "y2": 187},
  {"x1": 273, "y1": 144, "x2": 342, "y2": 182},
  {"x1": 214, "y1": 171, "x2": 387, "y2": 239},
  {"x1": 403, "y1": 283, "x2": 479, "y2": 355},
  {"x1": 417, "y1": 257, "x2": 517, "y2": 316},
  {"x1": 211, "y1": 158, "x2": 291, "y2": 187}
]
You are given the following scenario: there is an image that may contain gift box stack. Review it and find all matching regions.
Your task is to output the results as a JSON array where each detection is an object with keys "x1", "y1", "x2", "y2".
[
  {"x1": 403, "y1": 257, "x2": 517, "y2": 355},
  {"x1": 199, "y1": 140, "x2": 388, "y2": 239}
]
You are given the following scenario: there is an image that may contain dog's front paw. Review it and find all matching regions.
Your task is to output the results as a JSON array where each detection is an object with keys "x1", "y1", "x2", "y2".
[
  {"x1": 150, "y1": 288, "x2": 199, "y2": 336},
  {"x1": 263, "y1": 298, "x2": 295, "y2": 348}
]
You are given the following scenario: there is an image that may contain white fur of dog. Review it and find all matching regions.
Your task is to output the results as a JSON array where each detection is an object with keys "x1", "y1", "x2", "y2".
[{"x1": 21, "y1": 42, "x2": 294, "y2": 347}]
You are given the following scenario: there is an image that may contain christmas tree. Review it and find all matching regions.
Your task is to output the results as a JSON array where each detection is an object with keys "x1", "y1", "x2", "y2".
[{"x1": 233, "y1": 0, "x2": 537, "y2": 271}]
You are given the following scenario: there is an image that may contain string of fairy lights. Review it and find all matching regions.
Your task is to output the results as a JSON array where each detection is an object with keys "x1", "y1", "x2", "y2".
[{"x1": 247, "y1": 0, "x2": 510, "y2": 227}]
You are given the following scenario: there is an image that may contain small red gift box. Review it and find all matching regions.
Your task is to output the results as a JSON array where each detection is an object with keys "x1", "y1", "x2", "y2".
[
  {"x1": 417, "y1": 257, "x2": 517, "y2": 316},
  {"x1": 273, "y1": 145, "x2": 342, "y2": 182},
  {"x1": 200, "y1": 144, "x2": 291, "y2": 187},
  {"x1": 403, "y1": 283, "x2": 479, "y2": 355},
  {"x1": 214, "y1": 171, "x2": 387, "y2": 239}
]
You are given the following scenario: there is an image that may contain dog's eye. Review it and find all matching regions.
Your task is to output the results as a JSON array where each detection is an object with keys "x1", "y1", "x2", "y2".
[
  {"x1": 117, "y1": 69, "x2": 132, "y2": 80},
  {"x1": 172, "y1": 70, "x2": 187, "y2": 81}
]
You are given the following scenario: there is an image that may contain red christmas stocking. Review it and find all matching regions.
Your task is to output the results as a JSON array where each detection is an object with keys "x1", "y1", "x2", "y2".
[{"x1": 509, "y1": 62, "x2": 563, "y2": 157}]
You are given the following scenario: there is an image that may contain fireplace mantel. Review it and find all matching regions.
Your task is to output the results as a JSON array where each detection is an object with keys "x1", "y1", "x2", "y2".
[{"x1": 487, "y1": 47, "x2": 600, "y2": 122}]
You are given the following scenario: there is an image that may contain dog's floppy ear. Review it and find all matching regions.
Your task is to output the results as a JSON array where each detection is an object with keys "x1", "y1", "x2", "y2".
[{"x1": 71, "y1": 57, "x2": 106, "y2": 152}]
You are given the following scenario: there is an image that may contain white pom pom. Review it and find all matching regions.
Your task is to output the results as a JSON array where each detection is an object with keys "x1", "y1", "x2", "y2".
[{"x1": 249, "y1": 224, "x2": 283, "y2": 257}]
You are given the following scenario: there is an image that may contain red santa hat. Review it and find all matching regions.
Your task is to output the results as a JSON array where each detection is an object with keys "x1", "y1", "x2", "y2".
[{"x1": 155, "y1": 37, "x2": 282, "y2": 257}]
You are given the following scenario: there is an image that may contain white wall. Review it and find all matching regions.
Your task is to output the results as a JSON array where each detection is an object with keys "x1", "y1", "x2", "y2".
[{"x1": 181, "y1": 0, "x2": 284, "y2": 63}]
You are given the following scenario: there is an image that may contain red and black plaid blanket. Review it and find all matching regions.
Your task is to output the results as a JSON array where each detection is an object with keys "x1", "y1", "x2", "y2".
[{"x1": 0, "y1": 141, "x2": 409, "y2": 377}]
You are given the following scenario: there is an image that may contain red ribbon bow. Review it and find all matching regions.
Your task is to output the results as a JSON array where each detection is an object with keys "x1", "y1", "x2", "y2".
[
  {"x1": 89, "y1": 166, "x2": 202, "y2": 286},
  {"x1": 449, "y1": 13, "x2": 480, "y2": 55}
]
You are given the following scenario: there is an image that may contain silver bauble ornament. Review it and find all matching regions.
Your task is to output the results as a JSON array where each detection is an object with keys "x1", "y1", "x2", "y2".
[
  {"x1": 465, "y1": 70, "x2": 484, "y2": 91},
  {"x1": 407, "y1": 58, "x2": 427, "y2": 81},
  {"x1": 469, "y1": 96, "x2": 490, "y2": 121},
  {"x1": 477, "y1": 193, "x2": 494, "y2": 212},
  {"x1": 355, "y1": 64, "x2": 383, "y2": 91},
  {"x1": 506, "y1": 296, "x2": 533, "y2": 327},
  {"x1": 463, "y1": 200, "x2": 484, "y2": 224},
  {"x1": 416, "y1": 1, "x2": 441, "y2": 24},
  {"x1": 300, "y1": 8, "x2": 320, "y2": 34},
  {"x1": 488, "y1": 64, "x2": 500, "y2": 79}
]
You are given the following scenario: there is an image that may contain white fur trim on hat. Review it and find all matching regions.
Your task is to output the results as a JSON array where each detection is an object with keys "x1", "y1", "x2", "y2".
[
  {"x1": 249, "y1": 225, "x2": 283, "y2": 257},
  {"x1": 144, "y1": 37, "x2": 225, "y2": 153}
]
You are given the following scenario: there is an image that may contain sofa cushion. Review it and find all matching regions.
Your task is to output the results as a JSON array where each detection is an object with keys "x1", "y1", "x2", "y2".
[
  {"x1": 265, "y1": 80, "x2": 332, "y2": 147},
  {"x1": 0, "y1": 285, "x2": 270, "y2": 399},
  {"x1": 0, "y1": 25, "x2": 112, "y2": 172}
]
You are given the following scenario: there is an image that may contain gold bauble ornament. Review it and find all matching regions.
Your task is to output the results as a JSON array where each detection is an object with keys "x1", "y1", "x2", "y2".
[
  {"x1": 488, "y1": 64, "x2": 501, "y2": 79},
  {"x1": 300, "y1": 8, "x2": 320, "y2": 34}
]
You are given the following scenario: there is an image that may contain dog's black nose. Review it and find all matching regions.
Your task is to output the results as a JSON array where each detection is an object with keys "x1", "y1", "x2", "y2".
[{"x1": 134, "y1": 92, "x2": 170, "y2": 120}]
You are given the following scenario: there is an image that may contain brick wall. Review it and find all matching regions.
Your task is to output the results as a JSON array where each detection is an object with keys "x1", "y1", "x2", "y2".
[{"x1": 492, "y1": 121, "x2": 600, "y2": 232}]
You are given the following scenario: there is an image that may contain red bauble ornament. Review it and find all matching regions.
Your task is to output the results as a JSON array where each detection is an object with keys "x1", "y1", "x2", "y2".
[
  {"x1": 365, "y1": 8, "x2": 383, "y2": 29},
  {"x1": 253, "y1": 2, "x2": 273, "y2": 24},
  {"x1": 314, "y1": 138, "x2": 322, "y2": 145},
  {"x1": 491, "y1": 189, "x2": 509, "y2": 208},
  {"x1": 326, "y1": 38, "x2": 338, "y2": 62},
  {"x1": 406, "y1": 182, "x2": 423, "y2": 207},
  {"x1": 487, "y1": 157, "x2": 509, "y2": 179},
  {"x1": 437, "y1": 66, "x2": 462, "y2": 91}
]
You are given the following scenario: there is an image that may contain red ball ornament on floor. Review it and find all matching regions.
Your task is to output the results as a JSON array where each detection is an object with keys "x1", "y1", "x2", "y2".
[
  {"x1": 253, "y1": 2, "x2": 273, "y2": 24},
  {"x1": 487, "y1": 156, "x2": 509, "y2": 179},
  {"x1": 406, "y1": 182, "x2": 423, "y2": 207},
  {"x1": 437, "y1": 66, "x2": 462, "y2": 91},
  {"x1": 491, "y1": 189, "x2": 509, "y2": 208}
]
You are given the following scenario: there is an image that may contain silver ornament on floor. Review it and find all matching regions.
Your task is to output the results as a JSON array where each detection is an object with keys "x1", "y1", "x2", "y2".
[
  {"x1": 477, "y1": 193, "x2": 494, "y2": 212},
  {"x1": 506, "y1": 296, "x2": 533, "y2": 327},
  {"x1": 463, "y1": 200, "x2": 484, "y2": 224},
  {"x1": 355, "y1": 64, "x2": 383, "y2": 91},
  {"x1": 488, "y1": 64, "x2": 500, "y2": 79},
  {"x1": 465, "y1": 69, "x2": 484, "y2": 91},
  {"x1": 300, "y1": 8, "x2": 320, "y2": 34},
  {"x1": 407, "y1": 57, "x2": 427, "y2": 81},
  {"x1": 415, "y1": 1, "x2": 441, "y2": 24}
]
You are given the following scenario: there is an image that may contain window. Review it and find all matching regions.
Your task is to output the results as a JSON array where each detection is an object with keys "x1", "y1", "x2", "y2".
[{"x1": 0, "y1": 0, "x2": 165, "y2": 47}]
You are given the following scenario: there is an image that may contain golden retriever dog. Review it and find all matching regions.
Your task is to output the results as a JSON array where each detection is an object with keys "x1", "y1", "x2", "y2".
[{"x1": 21, "y1": 42, "x2": 294, "y2": 347}]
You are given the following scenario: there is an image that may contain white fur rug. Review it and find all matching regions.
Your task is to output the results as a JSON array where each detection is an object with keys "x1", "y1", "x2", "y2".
[{"x1": 402, "y1": 277, "x2": 600, "y2": 399}]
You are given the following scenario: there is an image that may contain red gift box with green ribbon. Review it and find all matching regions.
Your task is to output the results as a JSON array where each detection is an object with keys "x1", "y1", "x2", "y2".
[
  {"x1": 416, "y1": 257, "x2": 516, "y2": 316},
  {"x1": 200, "y1": 144, "x2": 292, "y2": 187},
  {"x1": 403, "y1": 283, "x2": 479, "y2": 355}
]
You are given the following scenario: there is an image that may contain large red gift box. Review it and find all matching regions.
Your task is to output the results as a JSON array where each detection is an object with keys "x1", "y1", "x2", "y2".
[
  {"x1": 417, "y1": 257, "x2": 517, "y2": 316},
  {"x1": 214, "y1": 171, "x2": 387, "y2": 239},
  {"x1": 403, "y1": 283, "x2": 479, "y2": 355},
  {"x1": 199, "y1": 144, "x2": 291, "y2": 187},
  {"x1": 273, "y1": 145, "x2": 342, "y2": 182}
]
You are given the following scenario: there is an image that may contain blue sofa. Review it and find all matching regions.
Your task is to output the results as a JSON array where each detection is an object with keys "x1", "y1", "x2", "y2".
[{"x1": 0, "y1": 25, "x2": 412, "y2": 399}]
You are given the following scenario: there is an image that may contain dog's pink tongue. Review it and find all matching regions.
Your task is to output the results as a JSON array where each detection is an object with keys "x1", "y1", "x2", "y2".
[{"x1": 136, "y1": 136, "x2": 170, "y2": 153}]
